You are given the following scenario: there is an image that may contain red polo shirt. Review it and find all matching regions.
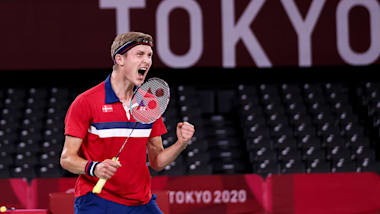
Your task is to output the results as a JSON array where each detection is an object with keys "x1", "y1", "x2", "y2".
[{"x1": 64, "y1": 75, "x2": 167, "y2": 206}]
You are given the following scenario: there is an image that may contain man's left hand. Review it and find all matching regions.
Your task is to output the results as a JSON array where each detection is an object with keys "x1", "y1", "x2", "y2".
[{"x1": 176, "y1": 121, "x2": 195, "y2": 146}]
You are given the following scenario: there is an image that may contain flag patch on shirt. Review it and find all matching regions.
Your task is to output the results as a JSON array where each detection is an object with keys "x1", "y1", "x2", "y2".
[{"x1": 102, "y1": 105, "x2": 113, "y2": 112}]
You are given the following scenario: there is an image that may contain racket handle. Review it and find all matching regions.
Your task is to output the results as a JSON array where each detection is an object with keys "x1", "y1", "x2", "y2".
[
  {"x1": 92, "y1": 178, "x2": 106, "y2": 194},
  {"x1": 92, "y1": 157, "x2": 119, "y2": 194}
]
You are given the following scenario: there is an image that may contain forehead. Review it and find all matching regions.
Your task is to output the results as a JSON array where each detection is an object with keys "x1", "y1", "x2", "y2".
[{"x1": 129, "y1": 45, "x2": 153, "y2": 54}]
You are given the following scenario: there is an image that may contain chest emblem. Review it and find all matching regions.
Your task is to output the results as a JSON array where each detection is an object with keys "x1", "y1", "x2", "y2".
[{"x1": 102, "y1": 105, "x2": 113, "y2": 113}]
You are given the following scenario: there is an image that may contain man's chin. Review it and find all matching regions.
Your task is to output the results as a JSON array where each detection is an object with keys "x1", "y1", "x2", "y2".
[{"x1": 135, "y1": 78, "x2": 144, "y2": 86}]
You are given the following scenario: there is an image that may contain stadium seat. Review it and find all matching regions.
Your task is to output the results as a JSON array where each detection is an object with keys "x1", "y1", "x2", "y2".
[
  {"x1": 0, "y1": 151, "x2": 13, "y2": 165},
  {"x1": 249, "y1": 148, "x2": 277, "y2": 162},
  {"x1": 37, "y1": 163, "x2": 63, "y2": 177},
  {"x1": 280, "y1": 159, "x2": 305, "y2": 174},
  {"x1": 306, "y1": 158, "x2": 330, "y2": 173},
  {"x1": 273, "y1": 135, "x2": 297, "y2": 149},
  {"x1": 302, "y1": 146, "x2": 326, "y2": 161},
  {"x1": 326, "y1": 145, "x2": 351, "y2": 161},
  {"x1": 355, "y1": 158, "x2": 380, "y2": 172},
  {"x1": 16, "y1": 139, "x2": 40, "y2": 153},
  {"x1": 212, "y1": 160, "x2": 248, "y2": 174},
  {"x1": 14, "y1": 152, "x2": 38, "y2": 165},
  {"x1": 278, "y1": 146, "x2": 301, "y2": 161},
  {"x1": 39, "y1": 150, "x2": 60, "y2": 165},
  {"x1": 331, "y1": 158, "x2": 355, "y2": 172},
  {"x1": 0, "y1": 135, "x2": 16, "y2": 153},
  {"x1": 246, "y1": 135, "x2": 272, "y2": 150},
  {"x1": 252, "y1": 159, "x2": 280, "y2": 176},
  {"x1": 0, "y1": 163, "x2": 10, "y2": 178},
  {"x1": 11, "y1": 163, "x2": 36, "y2": 178},
  {"x1": 187, "y1": 163, "x2": 213, "y2": 175}
]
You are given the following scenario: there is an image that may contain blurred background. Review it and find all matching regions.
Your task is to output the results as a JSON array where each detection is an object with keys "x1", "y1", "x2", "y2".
[{"x1": 0, "y1": 0, "x2": 380, "y2": 213}]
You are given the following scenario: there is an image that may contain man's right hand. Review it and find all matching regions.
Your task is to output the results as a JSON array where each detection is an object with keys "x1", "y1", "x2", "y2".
[{"x1": 94, "y1": 159, "x2": 122, "y2": 179}]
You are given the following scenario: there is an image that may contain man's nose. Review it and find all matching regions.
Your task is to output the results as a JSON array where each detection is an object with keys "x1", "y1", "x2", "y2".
[{"x1": 142, "y1": 56, "x2": 152, "y2": 64}]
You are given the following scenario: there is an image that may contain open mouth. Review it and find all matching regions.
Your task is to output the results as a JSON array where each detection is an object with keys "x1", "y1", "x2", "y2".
[{"x1": 138, "y1": 68, "x2": 147, "y2": 75}]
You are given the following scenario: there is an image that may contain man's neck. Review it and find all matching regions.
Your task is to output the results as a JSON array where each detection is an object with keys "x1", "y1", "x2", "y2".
[{"x1": 110, "y1": 70, "x2": 134, "y2": 103}]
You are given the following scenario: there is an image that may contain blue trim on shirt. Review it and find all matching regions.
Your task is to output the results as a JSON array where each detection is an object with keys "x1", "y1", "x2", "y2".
[
  {"x1": 105, "y1": 74, "x2": 120, "y2": 104},
  {"x1": 91, "y1": 122, "x2": 153, "y2": 130}
]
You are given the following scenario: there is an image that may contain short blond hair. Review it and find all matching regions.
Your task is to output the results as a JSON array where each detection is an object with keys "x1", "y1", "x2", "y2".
[{"x1": 110, "y1": 32, "x2": 153, "y2": 59}]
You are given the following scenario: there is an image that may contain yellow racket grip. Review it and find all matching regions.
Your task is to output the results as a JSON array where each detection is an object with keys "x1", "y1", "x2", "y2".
[
  {"x1": 92, "y1": 178, "x2": 106, "y2": 194},
  {"x1": 92, "y1": 157, "x2": 119, "y2": 194}
]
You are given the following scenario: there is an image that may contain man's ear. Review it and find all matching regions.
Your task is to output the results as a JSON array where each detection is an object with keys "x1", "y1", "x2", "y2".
[{"x1": 115, "y1": 54, "x2": 124, "y2": 66}]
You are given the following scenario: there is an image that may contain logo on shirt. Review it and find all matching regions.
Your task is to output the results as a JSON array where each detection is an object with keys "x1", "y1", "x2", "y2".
[{"x1": 102, "y1": 105, "x2": 113, "y2": 113}]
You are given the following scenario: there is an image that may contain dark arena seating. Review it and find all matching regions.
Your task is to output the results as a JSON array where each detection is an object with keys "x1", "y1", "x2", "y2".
[{"x1": 0, "y1": 71, "x2": 379, "y2": 179}]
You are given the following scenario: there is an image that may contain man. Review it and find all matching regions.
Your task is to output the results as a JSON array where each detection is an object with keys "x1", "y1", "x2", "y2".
[{"x1": 60, "y1": 32, "x2": 195, "y2": 214}]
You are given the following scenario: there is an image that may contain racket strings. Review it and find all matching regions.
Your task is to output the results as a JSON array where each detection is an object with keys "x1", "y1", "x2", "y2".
[{"x1": 131, "y1": 78, "x2": 170, "y2": 124}]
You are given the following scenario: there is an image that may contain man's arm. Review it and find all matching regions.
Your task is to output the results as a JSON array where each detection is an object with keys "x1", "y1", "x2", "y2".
[
  {"x1": 60, "y1": 135, "x2": 121, "y2": 179},
  {"x1": 147, "y1": 122, "x2": 195, "y2": 171},
  {"x1": 60, "y1": 135, "x2": 88, "y2": 174}
]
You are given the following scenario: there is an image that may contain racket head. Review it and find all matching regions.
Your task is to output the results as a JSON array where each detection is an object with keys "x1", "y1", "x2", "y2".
[{"x1": 130, "y1": 78, "x2": 170, "y2": 124}]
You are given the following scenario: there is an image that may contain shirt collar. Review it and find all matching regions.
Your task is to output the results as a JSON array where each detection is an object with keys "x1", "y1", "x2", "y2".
[{"x1": 105, "y1": 74, "x2": 120, "y2": 104}]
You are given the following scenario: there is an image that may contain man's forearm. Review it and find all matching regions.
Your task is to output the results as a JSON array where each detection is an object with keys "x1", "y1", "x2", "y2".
[
  {"x1": 152, "y1": 140, "x2": 187, "y2": 171},
  {"x1": 60, "y1": 155, "x2": 88, "y2": 175}
]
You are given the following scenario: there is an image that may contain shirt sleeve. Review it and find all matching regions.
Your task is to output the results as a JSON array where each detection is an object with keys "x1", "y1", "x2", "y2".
[
  {"x1": 64, "y1": 94, "x2": 92, "y2": 139},
  {"x1": 149, "y1": 117, "x2": 167, "y2": 138}
]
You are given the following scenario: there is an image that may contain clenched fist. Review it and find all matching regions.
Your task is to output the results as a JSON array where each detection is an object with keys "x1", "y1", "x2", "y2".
[{"x1": 176, "y1": 121, "x2": 195, "y2": 146}]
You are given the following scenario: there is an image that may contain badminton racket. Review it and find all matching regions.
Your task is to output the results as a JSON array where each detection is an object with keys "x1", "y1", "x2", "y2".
[{"x1": 93, "y1": 77, "x2": 170, "y2": 194}]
